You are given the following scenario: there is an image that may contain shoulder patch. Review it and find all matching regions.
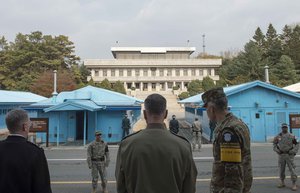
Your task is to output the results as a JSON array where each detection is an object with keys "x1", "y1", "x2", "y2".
[
  {"x1": 220, "y1": 127, "x2": 241, "y2": 163},
  {"x1": 121, "y1": 130, "x2": 142, "y2": 141}
]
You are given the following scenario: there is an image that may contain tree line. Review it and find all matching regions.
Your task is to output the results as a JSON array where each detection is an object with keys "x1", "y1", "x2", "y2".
[
  {"x1": 1, "y1": 24, "x2": 299, "y2": 98},
  {"x1": 0, "y1": 31, "x2": 126, "y2": 97},
  {"x1": 218, "y1": 23, "x2": 300, "y2": 87}
]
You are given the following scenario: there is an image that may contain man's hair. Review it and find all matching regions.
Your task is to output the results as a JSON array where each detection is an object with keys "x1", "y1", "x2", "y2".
[
  {"x1": 5, "y1": 109, "x2": 29, "y2": 133},
  {"x1": 144, "y1": 94, "x2": 166, "y2": 115},
  {"x1": 210, "y1": 97, "x2": 228, "y2": 112},
  {"x1": 195, "y1": 118, "x2": 198, "y2": 121}
]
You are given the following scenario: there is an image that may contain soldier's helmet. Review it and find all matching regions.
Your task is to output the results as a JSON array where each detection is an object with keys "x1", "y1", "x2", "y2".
[
  {"x1": 281, "y1": 123, "x2": 288, "y2": 128},
  {"x1": 201, "y1": 87, "x2": 226, "y2": 107},
  {"x1": 95, "y1": 131, "x2": 102, "y2": 136}
]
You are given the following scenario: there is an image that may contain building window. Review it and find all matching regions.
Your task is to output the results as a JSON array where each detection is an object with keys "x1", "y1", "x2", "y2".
[
  {"x1": 159, "y1": 69, "x2": 163, "y2": 76},
  {"x1": 127, "y1": 69, "x2": 132, "y2": 76},
  {"x1": 183, "y1": 69, "x2": 188, "y2": 76},
  {"x1": 95, "y1": 70, "x2": 99, "y2": 77},
  {"x1": 143, "y1": 69, "x2": 148, "y2": 76},
  {"x1": 199, "y1": 69, "x2": 203, "y2": 76},
  {"x1": 119, "y1": 69, "x2": 123, "y2": 76},
  {"x1": 111, "y1": 69, "x2": 115, "y2": 77},
  {"x1": 151, "y1": 70, "x2": 156, "y2": 76},
  {"x1": 207, "y1": 68, "x2": 211, "y2": 75},
  {"x1": 135, "y1": 69, "x2": 140, "y2": 76},
  {"x1": 103, "y1": 69, "x2": 107, "y2": 76},
  {"x1": 176, "y1": 69, "x2": 180, "y2": 76},
  {"x1": 167, "y1": 69, "x2": 172, "y2": 76},
  {"x1": 192, "y1": 69, "x2": 195, "y2": 76}
]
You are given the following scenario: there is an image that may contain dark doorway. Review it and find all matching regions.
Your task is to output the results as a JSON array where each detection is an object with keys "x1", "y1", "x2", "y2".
[{"x1": 76, "y1": 111, "x2": 88, "y2": 140}]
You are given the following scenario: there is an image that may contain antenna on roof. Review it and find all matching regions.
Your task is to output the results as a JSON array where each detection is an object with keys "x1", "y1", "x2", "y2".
[
  {"x1": 187, "y1": 40, "x2": 190, "y2": 46},
  {"x1": 202, "y1": 34, "x2": 206, "y2": 54}
]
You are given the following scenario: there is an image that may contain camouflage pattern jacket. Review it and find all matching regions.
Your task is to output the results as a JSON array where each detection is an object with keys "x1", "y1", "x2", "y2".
[
  {"x1": 273, "y1": 132, "x2": 299, "y2": 155},
  {"x1": 87, "y1": 140, "x2": 110, "y2": 168},
  {"x1": 211, "y1": 113, "x2": 253, "y2": 193}
]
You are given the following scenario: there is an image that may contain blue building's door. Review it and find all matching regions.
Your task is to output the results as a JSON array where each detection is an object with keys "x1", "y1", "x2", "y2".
[{"x1": 250, "y1": 110, "x2": 266, "y2": 142}]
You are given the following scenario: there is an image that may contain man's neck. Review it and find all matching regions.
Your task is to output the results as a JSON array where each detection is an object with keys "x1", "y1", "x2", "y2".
[
  {"x1": 9, "y1": 133, "x2": 26, "y2": 138},
  {"x1": 215, "y1": 110, "x2": 230, "y2": 123}
]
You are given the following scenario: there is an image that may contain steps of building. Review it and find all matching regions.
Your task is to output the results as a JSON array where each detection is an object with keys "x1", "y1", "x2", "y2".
[{"x1": 132, "y1": 90, "x2": 185, "y2": 131}]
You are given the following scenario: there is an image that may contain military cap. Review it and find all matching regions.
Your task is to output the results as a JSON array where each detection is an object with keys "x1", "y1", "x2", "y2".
[
  {"x1": 201, "y1": 87, "x2": 226, "y2": 107},
  {"x1": 281, "y1": 123, "x2": 288, "y2": 128},
  {"x1": 95, "y1": 131, "x2": 102, "y2": 136}
]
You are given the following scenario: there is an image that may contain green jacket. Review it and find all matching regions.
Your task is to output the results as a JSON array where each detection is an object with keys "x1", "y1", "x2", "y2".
[
  {"x1": 115, "y1": 123, "x2": 197, "y2": 193},
  {"x1": 211, "y1": 113, "x2": 253, "y2": 193}
]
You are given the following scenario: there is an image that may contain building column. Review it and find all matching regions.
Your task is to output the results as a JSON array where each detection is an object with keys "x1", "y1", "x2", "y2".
[
  {"x1": 156, "y1": 83, "x2": 159, "y2": 91},
  {"x1": 148, "y1": 83, "x2": 152, "y2": 91},
  {"x1": 181, "y1": 81, "x2": 184, "y2": 90},
  {"x1": 132, "y1": 82, "x2": 135, "y2": 88},
  {"x1": 211, "y1": 68, "x2": 215, "y2": 76},
  {"x1": 124, "y1": 82, "x2": 127, "y2": 90},
  {"x1": 165, "y1": 82, "x2": 168, "y2": 91}
]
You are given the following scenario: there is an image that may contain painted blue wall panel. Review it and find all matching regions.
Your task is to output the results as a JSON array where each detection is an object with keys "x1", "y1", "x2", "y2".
[{"x1": 184, "y1": 85, "x2": 300, "y2": 142}]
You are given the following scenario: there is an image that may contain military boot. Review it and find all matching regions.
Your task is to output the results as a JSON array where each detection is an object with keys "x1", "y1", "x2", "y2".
[
  {"x1": 91, "y1": 188, "x2": 97, "y2": 193},
  {"x1": 103, "y1": 187, "x2": 109, "y2": 193},
  {"x1": 277, "y1": 180, "x2": 285, "y2": 188},
  {"x1": 291, "y1": 182, "x2": 297, "y2": 191}
]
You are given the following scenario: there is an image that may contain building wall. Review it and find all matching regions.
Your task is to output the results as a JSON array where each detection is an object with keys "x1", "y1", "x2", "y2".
[
  {"x1": 185, "y1": 87, "x2": 300, "y2": 142},
  {"x1": 85, "y1": 58, "x2": 221, "y2": 91},
  {"x1": 0, "y1": 104, "x2": 35, "y2": 129},
  {"x1": 34, "y1": 109, "x2": 141, "y2": 144}
]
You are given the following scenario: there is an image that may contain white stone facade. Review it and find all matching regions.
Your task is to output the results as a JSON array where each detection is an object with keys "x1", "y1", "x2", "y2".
[{"x1": 84, "y1": 47, "x2": 221, "y2": 92}]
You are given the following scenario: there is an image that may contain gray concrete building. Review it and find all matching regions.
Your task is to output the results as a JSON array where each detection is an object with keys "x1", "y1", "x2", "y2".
[{"x1": 84, "y1": 47, "x2": 222, "y2": 92}]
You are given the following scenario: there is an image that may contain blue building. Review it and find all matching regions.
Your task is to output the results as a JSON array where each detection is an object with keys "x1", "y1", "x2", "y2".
[
  {"x1": 26, "y1": 86, "x2": 143, "y2": 145},
  {"x1": 0, "y1": 90, "x2": 47, "y2": 129},
  {"x1": 179, "y1": 81, "x2": 300, "y2": 142}
]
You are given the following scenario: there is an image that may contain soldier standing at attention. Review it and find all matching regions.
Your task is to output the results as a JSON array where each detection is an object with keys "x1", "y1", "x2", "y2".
[
  {"x1": 115, "y1": 94, "x2": 197, "y2": 193},
  {"x1": 202, "y1": 87, "x2": 253, "y2": 193},
  {"x1": 273, "y1": 123, "x2": 299, "y2": 191},
  {"x1": 169, "y1": 114, "x2": 179, "y2": 134},
  {"x1": 87, "y1": 131, "x2": 110, "y2": 193},
  {"x1": 191, "y1": 117, "x2": 202, "y2": 151},
  {"x1": 121, "y1": 114, "x2": 131, "y2": 138}
]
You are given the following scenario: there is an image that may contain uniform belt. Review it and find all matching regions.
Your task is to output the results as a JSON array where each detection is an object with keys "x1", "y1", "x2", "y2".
[{"x1": 92, "y1": 157, "x2": 105, "y2": 161}]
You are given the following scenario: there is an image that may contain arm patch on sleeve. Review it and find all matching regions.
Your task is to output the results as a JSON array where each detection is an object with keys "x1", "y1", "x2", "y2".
[{"x1": 220, "y1": 127, "x2": 241, "y2": 163}]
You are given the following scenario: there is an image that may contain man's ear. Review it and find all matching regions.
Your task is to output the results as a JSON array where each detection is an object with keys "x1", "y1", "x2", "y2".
[
  {"x1": 22, "y1": 122, "x2": 27, "y2": 132},
  {"x1": 164, "y1": 110, "x2": 168, "y2": 119}
]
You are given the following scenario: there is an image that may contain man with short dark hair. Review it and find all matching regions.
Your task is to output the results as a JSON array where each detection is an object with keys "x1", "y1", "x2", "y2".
[
  {"x1": 115, "y1": 94, "x2": 197, "y2": 193},
  {"x1": 0, "y1": 109, "x2": 52, "y2": 193},
  {"x1": 273, "y1": 123, "x2": 299, "y2": 191},
  {"x1": 169, "y1": 114, "x2": 179, "y2": 134},
  {"x1": 202, "y1": 88, "x2": 253, "y2": 193}
]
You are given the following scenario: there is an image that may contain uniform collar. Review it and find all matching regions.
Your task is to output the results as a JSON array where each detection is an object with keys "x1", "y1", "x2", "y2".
[{"x1": 146, "y1": 123, "x2": 166, "y2": 129}]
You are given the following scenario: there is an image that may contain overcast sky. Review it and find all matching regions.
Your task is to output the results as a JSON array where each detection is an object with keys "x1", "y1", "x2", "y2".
[{"x1": 1, "y1": 0, "x2": 300, "y2": 60}]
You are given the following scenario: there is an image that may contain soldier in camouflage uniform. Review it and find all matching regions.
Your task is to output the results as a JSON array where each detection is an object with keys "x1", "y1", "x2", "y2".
[
  {"x1": 202, "y1": 87, "x2": 253, "y2": 193},
  {"x1": 191, "y1": 117, "x2": 202, "y2": 151},
  {"x1": 87, "y1": 131, "x2": 110, "y2": 193},
  {"x1": 273, "y1": 123, "x2": 299, "y2": 191}
]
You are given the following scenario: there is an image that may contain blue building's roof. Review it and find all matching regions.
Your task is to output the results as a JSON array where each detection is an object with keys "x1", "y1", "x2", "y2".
[
  {"x1": 179, "y1": 80, "x2": 300, "y2": 105},
  {"x1": 28, "y1": 86, "x2": 143, "y2": 112},
  {"x1": 0, "y1": 90, "x2": 47, "y2": 104}
]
